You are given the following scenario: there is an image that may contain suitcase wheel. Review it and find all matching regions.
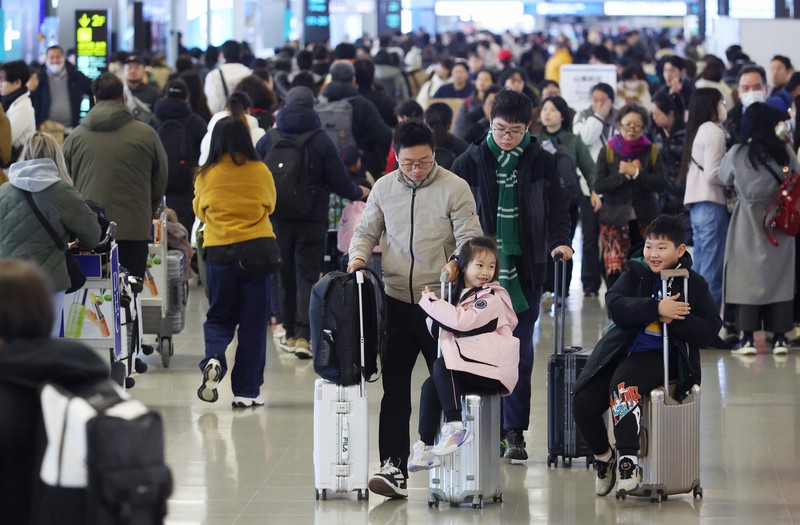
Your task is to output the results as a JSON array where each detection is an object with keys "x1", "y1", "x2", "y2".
[
  {"x1": 547, "y1": 454, "x2": 558, "y2": 468},
  {"x1": 357, "y1": 489, "x2": 368, "y2": 501},
  {"x1": 427, "y1": 498, "x2": 439, "y2": 508},
  {"x1": 315, "y1": 489, "x2": 319, "y2": 501},
  {"x1": 471, "y1": 496, "x2": 483, "y2": 509},
  {"x1": 134, "y1": 357, "x2": 148, "y2": 374},
  {"x1": 586, "y1": 457, "x2": 592, "y2": 469},
  {"x1": 142, "y1": 344, "x2": 155, "y2": 355},
  {"x1": 650, "y1": 490, "x2": 665, "y2": 503},
  {"x1": 125, "y1": 376, "x2": 135, "y2": 389},
  {"x1": 693, "y1": 486, "x2": 703, "y2": 499},
  {"x1": 493, "y1": 493, "x2": 503, "y2": 503},
  {"x1": 160, "y1": 337, "x2": 173, "y2": 368}
]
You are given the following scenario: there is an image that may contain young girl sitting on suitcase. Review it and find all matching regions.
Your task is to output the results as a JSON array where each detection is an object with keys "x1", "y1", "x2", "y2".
[
  {"x1": 408, "y1": 237, "x2": 520, "y2": 472},
  {"x1": 571, "y1": 215, "x2": 722, "y2": 497}
]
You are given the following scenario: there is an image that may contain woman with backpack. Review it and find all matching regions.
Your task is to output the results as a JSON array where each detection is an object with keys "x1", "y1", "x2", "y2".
[
  {"x1": 535, "y1": 96, "x2": 595, "y2": 299},
  {"x1": 194, "y1": 116, "x2": 277, "y2": 407},
  {"x1": 150, "y1": 79, "x2": 206, "y2": 234},
  {"x1": 720, "y1": 102, "x2": 800, "y2": 355},
  {"x1": 593, "y1": 104, "x2": 665, "y2": 289}
]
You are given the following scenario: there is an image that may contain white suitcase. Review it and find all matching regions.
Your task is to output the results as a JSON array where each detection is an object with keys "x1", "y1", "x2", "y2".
[{"x1": 313, "y1": 271, "x2": 370, "y2": 501}]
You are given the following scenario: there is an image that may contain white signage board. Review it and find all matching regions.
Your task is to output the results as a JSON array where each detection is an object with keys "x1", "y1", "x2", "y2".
[{"x1": 559, "y1": 64, "x2": 618, "y2": 112}]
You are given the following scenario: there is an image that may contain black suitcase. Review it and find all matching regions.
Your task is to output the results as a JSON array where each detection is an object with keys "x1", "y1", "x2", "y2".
[
  {"x1": 323, "y1": 228, "x2": 342, "y2": 274},
  {"x1": 546, "y1": 255, "x2": 594, "y2": 468}
]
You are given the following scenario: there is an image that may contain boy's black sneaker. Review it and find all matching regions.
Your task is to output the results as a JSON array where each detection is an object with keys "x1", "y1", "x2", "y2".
[
  {"x1": 593, "y1": 455, "x2": 617, "y2": 496},
  {"x1": 503, "y1": 429, "x2": 528, "y2": 463},
  {"x1": 368, "y1": 459, "x2": 408, "y2": 498}
]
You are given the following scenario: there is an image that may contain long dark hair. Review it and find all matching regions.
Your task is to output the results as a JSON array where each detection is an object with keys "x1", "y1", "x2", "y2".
[
  {"x1": 196, "y1": 116, "x2": 258, "y2": 176},
  {"x1": 743, "y1": 102, "x2": 790, "y2": 168},
  {"x1": 179, "y1": 71, "x2": 212, "y2": 122},
  {"x1": 679, "y1": 88, "x2": 722, "y2": 181},
  {"x1": 793, "y1": 95, "x2": 800, "y2": 153},
  {"x1": 425, "y1": 102, "x2": 455, "y2": 150}
]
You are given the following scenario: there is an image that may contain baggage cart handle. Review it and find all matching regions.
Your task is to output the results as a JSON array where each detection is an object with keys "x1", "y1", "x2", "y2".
[{"x1": 660, "y1": 268, "x2": 689, "y2": 392}]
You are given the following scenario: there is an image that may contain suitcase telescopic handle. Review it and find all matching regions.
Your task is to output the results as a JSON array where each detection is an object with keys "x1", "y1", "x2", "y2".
[
  {"x1": 660, "y1": 268, "x2": 689, "y2": 392},
  {"x1": 356, "y1": 270, "x2": 367, "y2": 393},
  {"x1": 437, "y1": 272, "x2": 452, "y2": 359},
  {"x1": 552, "y1": 253, "x2": 567, "y2": 356}
]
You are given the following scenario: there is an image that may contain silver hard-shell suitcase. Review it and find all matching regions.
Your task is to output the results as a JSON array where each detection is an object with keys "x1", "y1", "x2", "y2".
[
  {"x1": 618, "y1": 268, "x2": 703, "y2": 502},
  {"x1": 428, "y1": 275, "x2": 503, "y2": 509},
  {"x1": 313, "y1": 271, "x2": 370, "y2": 501}
]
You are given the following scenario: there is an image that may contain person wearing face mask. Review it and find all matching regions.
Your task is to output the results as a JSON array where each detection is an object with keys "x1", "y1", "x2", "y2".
[
  {"x1": 30, "y1": 46, "x2": 93, "y2": 132},
  {"x1": 723, "y1": 65, "x2": 784, "y2": 147},
  {"x1": 616, "y1": 65, "x2": 652, "y2": 110}
]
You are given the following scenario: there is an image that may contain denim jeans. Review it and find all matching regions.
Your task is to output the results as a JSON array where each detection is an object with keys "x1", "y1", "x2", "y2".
[
  {"x1": 200, "y1": 260, "x2": 271, "y2": 398},
  {"x1": 690, "y1": 202, "x2": 729, "y2": 311}
]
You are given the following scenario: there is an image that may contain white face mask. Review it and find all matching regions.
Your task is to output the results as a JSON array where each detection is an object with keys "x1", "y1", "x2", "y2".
[
  {"x1": 46, "y1": 62, "x2": 65, "y2": 76},
  {"x1": 740, "y1": 90, "x2": 765, "y2": 108},
  {"x1": 624, "y1": 80, "x2": 640, "y2": 90},
  {"x1": 717, "y1": 103, "x2": 728, "y2": 124}
]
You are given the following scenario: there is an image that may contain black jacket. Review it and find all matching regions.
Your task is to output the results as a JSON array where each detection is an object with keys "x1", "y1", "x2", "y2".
[
  {"x1": 359, "y1": 85, "x2": 398, "y2": 128},
  {"x1": 31, "y1": 63, "x2": 94, "y2": 128},
  {"x1": 574, "y1": 253, "x2": 722, "y2": 401},
  {"x1": 321, "y1": 81, "x2": 393, "y2": 177},
  {"x1": 0, "y1": 338, "x2": 108, "y2": 524},
  {"x1": 149, "y1": 98, "x2": 207, "y2": 196},
  {"x1": 450, "y1": 138, "x2": 572, "y2": 286},
  {"x1": 256, "y1": 103, "x2": 363, "y2": 224}
]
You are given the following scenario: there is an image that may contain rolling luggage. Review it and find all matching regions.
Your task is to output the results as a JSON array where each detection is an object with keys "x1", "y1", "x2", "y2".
[
  {"x1": 428, "y1": 276, "x2": 503, "y2": 509},
  {"x1": 166, "y1": 250, "x2": 188, "y2": 334},
  {"x1": 313, "y1": 271, "x2": 370, "y2": 501},
  {"x1": 546, "y1": 254, "x2": 594, "y2": 468},
  {"x1": 622, "y1": 268, "x2": 703, "y2": 502}
]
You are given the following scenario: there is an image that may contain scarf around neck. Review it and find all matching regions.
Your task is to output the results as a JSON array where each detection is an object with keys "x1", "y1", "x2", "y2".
[
  {"x1": 1, "y1": 87, "x2": 27, "y2": 112},
  {"x1": 486, "y1": 130, "x2": 530, "y2": 313},
  {"x1": 608, "y1": 134, "x2": 651, "y2": 160}
]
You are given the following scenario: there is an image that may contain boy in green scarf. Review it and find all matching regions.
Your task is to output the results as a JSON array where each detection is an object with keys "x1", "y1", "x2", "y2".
[{"x1": 450, "y1": 89, "x2": 573, "y2": 462}]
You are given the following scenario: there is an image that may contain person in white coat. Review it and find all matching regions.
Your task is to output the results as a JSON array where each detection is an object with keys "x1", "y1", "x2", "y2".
[
  {"x1": 0, "y1": 60, "x2": 36, "y2": 162},
  {"x1": 204, "y1": 40, "x2": 252, "y2": 114},
  {"x1": 198, "y1": 92, "x2": 265, "y2": 165}
]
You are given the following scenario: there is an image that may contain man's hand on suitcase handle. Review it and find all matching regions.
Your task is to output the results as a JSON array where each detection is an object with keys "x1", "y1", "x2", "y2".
[
  {"x1": 551, "y1": 245, "x2": 574, "y2": 261},
  {"x1": 658, "y1": 293, "x2": 691, "y2": 323},
  {"x1": 441, "y1": 260, "x2": 459, "y2": 283},
  {"x1": 347, "y1": 258, "x2": 367, "y2": 273}
]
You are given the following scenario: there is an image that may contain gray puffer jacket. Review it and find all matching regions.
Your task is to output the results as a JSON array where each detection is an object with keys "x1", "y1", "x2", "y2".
[{"x1": 0, "y1": 159, "x2": 101, "y2": 291}]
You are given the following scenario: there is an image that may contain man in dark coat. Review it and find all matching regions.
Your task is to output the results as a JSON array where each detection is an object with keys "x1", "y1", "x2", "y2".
[
  {"x1": 319, "y1": 61, "x2": 393, "y2": 177},
  {"x1": 450, "y1": 88, "x2": 573, "y2": 462},
  {"x1": 256, "y1": 86, "x2": 368, "y2": 359},
  {"x1": 30, "y1": 45, "x2": 93, "y2": 129}
]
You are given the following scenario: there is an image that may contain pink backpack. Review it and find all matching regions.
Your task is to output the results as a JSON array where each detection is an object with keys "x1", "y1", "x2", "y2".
[{"x1": 338, "y1": 201, "x2": 381, "y2": 254}]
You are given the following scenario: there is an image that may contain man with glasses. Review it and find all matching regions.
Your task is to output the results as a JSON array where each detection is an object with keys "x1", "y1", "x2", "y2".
[
  {"x1": 348, "y1": 120, "x2": 483, "y2": 498},
  {"x1": 450, "y1": 88, "x2": 573, "y2": 462}
]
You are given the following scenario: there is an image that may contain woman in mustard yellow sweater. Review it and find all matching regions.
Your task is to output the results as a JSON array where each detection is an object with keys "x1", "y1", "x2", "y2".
[{"x1": 193, "y1": 116, "x2": 277, "y2": 408}]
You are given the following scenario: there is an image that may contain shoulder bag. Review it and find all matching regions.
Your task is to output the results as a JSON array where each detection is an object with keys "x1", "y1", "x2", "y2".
[
  {"x1": 762, "y1": 162, "x2": 800, "y2": 247},
  {"x1": 22, "y1": 191, "x2": 86, "y2": 293}
]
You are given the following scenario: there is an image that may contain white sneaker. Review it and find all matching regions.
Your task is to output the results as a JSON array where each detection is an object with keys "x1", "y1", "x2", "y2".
[
  {"x1": 773, "y1": 338, "x2": 789, "y2": 355},
  {"x1": 197, "y1": 358, "x2": 221, "y2": 403},
  {"x1": 615, "y1": 456, "x2": 642, "y2": 496},
  {"x1": 278, "y1": 335, "x2": 296, "y2": 353},
  {"x1": 232, "y1": 395, "x2": 265, "y2": 408},
  {"x1": 594, "y1": 454, "x2": 617, "y2": 496},
  {"x1": 407, "y1": 440, "x2": 441, "y2": 472},
  {"x1": 432, "y1": 422, "x2": 473, "y2": 456},
  {"x1": 731, "y1": 339, "x2": 756, "y2": 356}
]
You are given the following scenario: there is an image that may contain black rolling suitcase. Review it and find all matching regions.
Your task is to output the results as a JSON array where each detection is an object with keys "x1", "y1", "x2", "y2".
[{"x1": 546, "y1": 254, "x2": 594, "y2": 468}]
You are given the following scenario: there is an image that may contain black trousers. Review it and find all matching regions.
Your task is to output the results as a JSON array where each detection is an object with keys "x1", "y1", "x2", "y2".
[
  {"x1": 418, "y1": 356, "x2": 503, "y2": 445},
  {"x1": 116, "y1": 240, "x2": 149, "y2": 279},
  {"x1": 573, "y1": 351, "x2": 664, "y2": 456},
  {"x1": 272, "y1": 220, "x2": 326, "y2": 341},
  {"x1": 544, "y1": 199, "x2": 580, "y2": 295},
  {"x1": 580, "y1": 195, "x2": 602, "y2": 294},
  {"x1": 736, "y1": 301, "x2": 794, "y2": 334},
  {"x1": 379, "y1": 296, "x2": 438, "y2": 476}
]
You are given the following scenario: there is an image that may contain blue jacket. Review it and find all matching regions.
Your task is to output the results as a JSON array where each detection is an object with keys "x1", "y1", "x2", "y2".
[
  {"x1": 256, "y1": 104, "x2": 362, "y2": 224},
  {"x1": 766, "y1": 86, "x2": 793, "y2": 112}
]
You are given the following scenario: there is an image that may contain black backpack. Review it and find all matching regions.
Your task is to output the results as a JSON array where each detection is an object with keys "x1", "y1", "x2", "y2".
[
  {"x1": 264, "y1": 128, "x2": 320, "y2": 221},
  {"x1": 5, "y1": 376, "x2": 172, "y2": 524},
  {"x1": 544, "y1": 135, "x2": 583, "y2": 205},
  {"x1": 157, "y1": 119, "x2": 193, "y2": 195},
  {"x1": 309, "y1": 267, "x2": 385, "y2": 385}
]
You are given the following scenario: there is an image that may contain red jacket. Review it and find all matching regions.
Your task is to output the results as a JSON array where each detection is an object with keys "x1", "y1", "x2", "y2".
[{"x1": 419, "y1": 281, "x2": 519, "y2": 394}]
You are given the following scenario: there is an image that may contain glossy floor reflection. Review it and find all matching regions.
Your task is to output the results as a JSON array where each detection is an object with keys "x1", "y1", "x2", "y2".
[{"x1": 129, "y1": 269, "x2": 800, "y2": 525}]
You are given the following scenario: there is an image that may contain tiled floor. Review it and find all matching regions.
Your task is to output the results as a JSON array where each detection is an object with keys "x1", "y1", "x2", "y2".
[{"x1": 129, "y1": 267, "x2": 800, "y2": 525}]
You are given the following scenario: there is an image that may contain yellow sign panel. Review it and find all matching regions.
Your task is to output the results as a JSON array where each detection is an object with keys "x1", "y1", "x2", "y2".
[{"x1": 76, "y1": 27, "x2": 92, "y2": 42}]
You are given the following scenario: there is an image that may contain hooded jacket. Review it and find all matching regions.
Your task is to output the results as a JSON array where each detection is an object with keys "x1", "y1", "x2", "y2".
[
  {"x1": 0, "y1": 338, "x2": 108, "y2": 524},
  {"x1": 419, "y1": 282, "x2": 520, "y2": 395},
  {"x1": 349, "y1": 164, "x2": 484, "y2": 303},
  {"x1": 64, "y1": 100, "x2": 168, "y2": 241},
  {"x1": 256, "y1": 103, "x2": 363, "y2": 224},
  {"x1": 450, "y1": 138, "x2": 572, "y2": 287},
  {"x1": 0, "y1": 159, "x2": 101, "y2": 291},
  {"x1": 574, "y1": 252, "x2": 722, "y2": 401},
  {"x1": 321, "y1": 81, "x2": 393, "y2": 176}
]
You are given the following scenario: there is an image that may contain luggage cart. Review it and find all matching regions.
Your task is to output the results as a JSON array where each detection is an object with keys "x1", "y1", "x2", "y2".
[{"x1": 140, "y1": 205, "x2": 175, "y2": 367}]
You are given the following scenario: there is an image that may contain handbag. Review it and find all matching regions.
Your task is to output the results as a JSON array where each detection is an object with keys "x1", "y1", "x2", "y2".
[
  {"x1": 22, "y1": 191, "x2": 86, "y2": 293},
  {"x1": 205, "y1": 237, "x2": 282, "y2": 275},
  {"x1": 762, "y1": 163, "x2": 800, "y2": 247}
]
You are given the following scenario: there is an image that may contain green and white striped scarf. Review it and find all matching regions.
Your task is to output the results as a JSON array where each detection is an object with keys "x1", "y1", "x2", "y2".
[{"x1": 486, "y1": 130, "x2": 531, "y2": 313}]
